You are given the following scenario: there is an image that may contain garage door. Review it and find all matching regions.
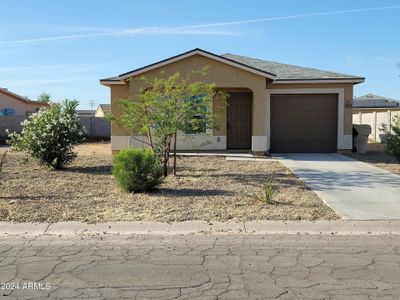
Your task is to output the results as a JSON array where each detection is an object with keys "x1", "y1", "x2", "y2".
[{"x1": 270, "y1": 94, "x2": 338, "y2": 153}]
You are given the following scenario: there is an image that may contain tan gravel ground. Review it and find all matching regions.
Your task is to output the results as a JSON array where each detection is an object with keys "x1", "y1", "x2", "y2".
[
  {"x1": 345, "y1": 143, "x2": 400, "y2": 175},
  {"x1": 0, "y1": 144, "x2": 338, "y2": 223}
]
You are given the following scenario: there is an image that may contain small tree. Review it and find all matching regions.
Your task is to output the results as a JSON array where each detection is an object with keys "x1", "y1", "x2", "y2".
[
  {"x1": 37, "y1": 92, "x2": 52, "y2": 103},
  {"x1": 7, "y1": 100, "x2": 85, "y2": 169},
  {"x1": 381, "y1": 115, "x2": 400, "y2": 159},
  {"x1": 108, "y1": 69, "x2": 226, "y2": 176}
]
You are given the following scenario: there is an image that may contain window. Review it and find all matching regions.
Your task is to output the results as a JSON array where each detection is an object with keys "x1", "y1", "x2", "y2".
[
  {"x1": 183, "y1": 94, "x2": 208, "y2": 134},
  {"x1": 0, "y1": 108, "x2": 16, "y2": 116}
]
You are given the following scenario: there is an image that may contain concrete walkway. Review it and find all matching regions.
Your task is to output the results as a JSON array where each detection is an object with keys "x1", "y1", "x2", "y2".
[{"x1": 275, "y1": 153, "x2": 400, "y2": 220}]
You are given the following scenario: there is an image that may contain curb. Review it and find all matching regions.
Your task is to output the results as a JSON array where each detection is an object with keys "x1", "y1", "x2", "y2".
[{"x1": 1, "y1": 220, "x2": 400, "y2": 236}]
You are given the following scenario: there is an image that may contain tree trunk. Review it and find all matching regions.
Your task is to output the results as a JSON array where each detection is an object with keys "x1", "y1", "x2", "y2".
[
  {"x1": 163, "y1": 140, "x2": 168, "y2": 177},
  {"x1": 162, "y1": 137, "x2": 171, "y2": 177},
  {"x1": 147, "y1": 129, "x2": 153, "y2": 150},
  {"x1": 163, "y1": 159, "x2": 168, "y2": 177},
  {"x1": 173, "y1": 132, "x2": 177, "y2": 176}
]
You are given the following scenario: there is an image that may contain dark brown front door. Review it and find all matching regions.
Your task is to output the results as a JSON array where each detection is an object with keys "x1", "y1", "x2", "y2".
[
  {"x1": 270, "y1": 94, "x2": 338, "y2": 153},
  {"x1": 227, "y1": 93, "x2": 252, "y2": 149}
]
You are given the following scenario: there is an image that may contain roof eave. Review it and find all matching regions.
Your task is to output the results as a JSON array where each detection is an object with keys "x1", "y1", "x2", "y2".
[
  {"x1": 0, "y1": 88, "x2": 50, "y2": 105},
  {"x1": 99, "y1": 79, "x2": 127, "y2": 86},
  {"x1": 27, "y1": 100, "x2": 49, "y2": 106},
  {"x1": 273, "y1": 78, "x2": 365, "y2": 84},
  {"x1": 353, "y1": 106, "x2": 400, "y2": 110}
]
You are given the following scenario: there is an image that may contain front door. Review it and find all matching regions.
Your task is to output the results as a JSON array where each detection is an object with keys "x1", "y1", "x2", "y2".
[{"x1": 227, "y1": 93, "x2": 252, "y2": 149}]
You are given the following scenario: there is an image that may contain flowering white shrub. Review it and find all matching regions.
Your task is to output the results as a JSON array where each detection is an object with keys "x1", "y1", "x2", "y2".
[{"x1": 7, "y1": 99, "x2": 85, "y2": 169}]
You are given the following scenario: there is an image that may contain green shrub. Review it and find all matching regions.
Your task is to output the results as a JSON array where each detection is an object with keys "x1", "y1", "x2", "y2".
[
  {"x1": 6, "y1": 100, "x2": 85, "y2": 169},
  {"x1": 112, "y1": 148, "x2": 162, "y2": 193},
  {"x1": 381, "y1": 115, "x2": 400, "y2": 160},
  {"x1": 264, "y1": 176, "x2": 276, "y2": 203},
  {"x1": 256, "y1": 176, "x2": 276, "y2": 203}
]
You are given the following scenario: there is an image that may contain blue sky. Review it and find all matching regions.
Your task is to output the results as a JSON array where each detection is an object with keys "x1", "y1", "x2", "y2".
[{"x1": 0, "y1": 0, "x2": 399, "y2": 109}]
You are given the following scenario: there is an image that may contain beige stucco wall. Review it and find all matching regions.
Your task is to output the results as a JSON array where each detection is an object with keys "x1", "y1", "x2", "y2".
[
  {"x1": 106, "y1": 54, "x2": 357, "y2": 151},
  {"x1": 269, "y1": 83, "x2": 354, "y2": 135},
  {"x1": 110, "y1": 54, "x2": 268, "y2": 138},
  {"x1": 94, "y1": 107, "x2": 105, "y2": 117},
  {"x1": 110, "y1": 85, "x2": 130, "y2": 135},
  {"x1": 0, "y1": 92, "x2": 46, "y2": 116}
]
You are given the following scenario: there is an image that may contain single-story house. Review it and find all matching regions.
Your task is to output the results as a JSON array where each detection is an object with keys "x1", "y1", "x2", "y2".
[
  {"x1": 353, "y1": 94, "x2": 400, "y2": 142},
  {"x1": 100, "y1": 48, "x2": 364, "y2": 153},
  {"x1": 0, "y1": 87, "x2": 48, "y2": 116},
  {"x1": 95, "y1": 104, "x2": 111, "y2": 117},
  {"x1": 353, "y1": 93, "x2": 400, "y2": 111}
]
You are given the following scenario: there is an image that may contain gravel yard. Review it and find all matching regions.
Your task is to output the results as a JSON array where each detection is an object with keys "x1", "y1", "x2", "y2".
[
  {"x1": 0, "y1": 143, "x2": 337, "y2": 223},
  {"x1": 345, "y1": 143, "x2": 400, "y2": 175}
]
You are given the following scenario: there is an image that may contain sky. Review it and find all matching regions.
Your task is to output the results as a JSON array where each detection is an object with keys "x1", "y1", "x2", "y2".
[{"x1": 0, "y1": 0, "x2": 399, "y2": 109}]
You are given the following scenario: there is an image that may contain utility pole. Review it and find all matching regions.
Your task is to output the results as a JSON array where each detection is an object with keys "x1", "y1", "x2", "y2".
[{"x1": 89, "y1": 100, "x2": 96, "y2": 110}]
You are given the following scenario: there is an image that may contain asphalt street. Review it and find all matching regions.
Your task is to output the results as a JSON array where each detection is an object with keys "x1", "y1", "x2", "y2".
[{"x1": 0, "y1": 234, "x2": 399, "y2": 299}]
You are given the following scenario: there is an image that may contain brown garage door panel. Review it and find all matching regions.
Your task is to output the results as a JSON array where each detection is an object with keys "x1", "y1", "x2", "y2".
[
  {"x1": 271, "y1": 142, "x2": 335, "y2": 153},
  {"x1": 270, "y1": 94, "x2": 338, "y2": 153}
]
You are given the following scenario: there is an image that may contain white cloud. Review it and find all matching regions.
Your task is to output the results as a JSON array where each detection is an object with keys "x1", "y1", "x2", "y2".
[
  {"x1": 0, "y1": 5, "x2": 399, "y2": 46},
  {"x1": 0, "y1": 63, "x2": 107, "y2": 73},
  {"x1": 0, "y1": 27, "x2": 237, "y2": 46},
  {"x1": 185, "y1": 5, "x2": 400, "y2": 28},
  {"x1": 0, "y1": 79, "x2": 71, "y2": 87}
]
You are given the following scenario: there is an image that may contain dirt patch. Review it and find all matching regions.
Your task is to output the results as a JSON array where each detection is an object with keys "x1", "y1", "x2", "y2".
[
  {"x1": 74, "y1": 141, "x2": 111, "y2": 155},
  {"x1": 0, "y1": 146, "x2": 338, "y2": 223},
  {"x1": 345, "y1": 143, "x2": 400, "y2": 175}
]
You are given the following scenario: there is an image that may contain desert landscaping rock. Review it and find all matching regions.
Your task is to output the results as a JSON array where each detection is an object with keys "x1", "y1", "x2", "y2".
[{"x1": 0, "y1": 145, "x2": 337, "y2": 223}]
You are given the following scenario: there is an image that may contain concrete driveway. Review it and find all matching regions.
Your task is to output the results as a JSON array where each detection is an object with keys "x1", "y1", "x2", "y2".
[{"x1": 275, "y1": 153, "x2": 400, "y2": 220}]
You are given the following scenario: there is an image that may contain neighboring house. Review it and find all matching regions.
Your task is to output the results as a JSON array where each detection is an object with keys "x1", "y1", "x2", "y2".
[
  {"x1": 77, "y1": 110, "x2": 95, "y2": 118},
  {"x1": 353, "y1": 94, "x2": 400, "y2": 142},
  {"x1": 353, "y1": 93, "x2": 400, "y2": 110},
  {"x1": 77, "y1": 108, "x2": 111, "y2": 139},
  {"x1": 0, "y1": 87, "x2": 48, "y2": 116},
  {"x1": 100, "y1": 48, "x2": 364, "y2": 153},
  {"x1": 95, "y1": 104, "x2": 110, "y2": 117}
]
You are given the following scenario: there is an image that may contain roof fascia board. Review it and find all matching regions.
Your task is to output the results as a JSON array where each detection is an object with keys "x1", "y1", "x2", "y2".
[
  {"x1": 118, "y1": 49, "x2": 276, "y2": 80},
  {"x1": 273, "y1": 79, "x2": 365, "y2": 84},
  {"x1": 353, "y1": 107, "x2": 400, "y2": 110},
  {"x1": 99, "y1": 80, "x2": 126, "y2": 86}
]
